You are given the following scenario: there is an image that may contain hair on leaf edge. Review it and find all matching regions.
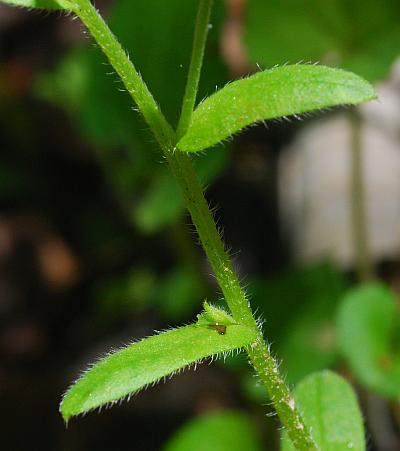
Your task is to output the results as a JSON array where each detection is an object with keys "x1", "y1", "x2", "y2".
[{"x1": 59, "y1": 321, "x2": 255, "y2": 422}]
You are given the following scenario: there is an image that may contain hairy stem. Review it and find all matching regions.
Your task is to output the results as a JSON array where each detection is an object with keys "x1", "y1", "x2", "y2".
[
  {"x1": 166, "y1": 151, "x2": 317, "y2": 450},
  {"x1": 70, "y1": 0, "x2": 175, "y2": 149},
  {"x1": 349, "y1": 109, "x2": 374, "y2": 282},
  {"x1": 72, "y1": 0, "x2": 317, "y2": 448},
  {"x1": 176, "y1": 0, "x2": 214, "y2": 140}
]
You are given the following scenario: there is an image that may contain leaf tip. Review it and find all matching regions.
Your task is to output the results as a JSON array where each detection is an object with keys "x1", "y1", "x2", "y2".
[
  {"x1": 59, "y1": 399, "x2": 72, "y2": 424},
  {"x1": 59, "y1": 380, "x2": 87, "y2": 423}
]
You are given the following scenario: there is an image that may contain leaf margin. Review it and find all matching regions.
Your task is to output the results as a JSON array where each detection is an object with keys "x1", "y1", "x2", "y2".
[
  {"x1": 60, "y1": 322, "x2": 257, "y2": 421},
  {"x1": 0, "y1": 0, "x2": 71, "y2": 10},
  {"x1": 177, "y1": 64, "x2": 376, "y2": 153}
]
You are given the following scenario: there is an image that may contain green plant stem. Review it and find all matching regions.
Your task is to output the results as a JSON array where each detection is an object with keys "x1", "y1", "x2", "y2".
[
  {"x1": 72, "y1": 1, "x2": 317, "y2": 448},
  {"x1": 70, "y1": 0, "x2": 175, "y2": 149},
  {"x1": 176, "y1": 0, "x2": 213, "y2": 140},
  {"x1": 165, "y1": 151, "x2": 317, "y2": 451},
  {"x1": 349, "y1": 109, "x2": 374, "y2": 282}
]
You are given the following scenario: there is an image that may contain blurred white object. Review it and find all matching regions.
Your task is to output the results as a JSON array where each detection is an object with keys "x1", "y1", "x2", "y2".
[{"x1": 279, "y1": 59, "x2": 400, "y2": 268}]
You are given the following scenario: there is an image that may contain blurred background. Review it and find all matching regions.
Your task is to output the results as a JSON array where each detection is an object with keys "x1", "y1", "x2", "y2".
[{"x1": 1, "y1": 0, "x2": 400, "y2": 449}]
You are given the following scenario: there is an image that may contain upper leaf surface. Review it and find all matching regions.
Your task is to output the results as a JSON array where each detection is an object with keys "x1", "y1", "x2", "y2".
[
  {"x1": 281, "y1": 370, "x2": 365, "y2": 451},
  {"x1": 0, "y1": 0, "x2": 69, "y2": 9},
  {"x1": 177, "y1": 65, "x2": 375, "y2": 152},
  {"x1": 60, "y1": 323, "x2": 257, "y2": 421}
]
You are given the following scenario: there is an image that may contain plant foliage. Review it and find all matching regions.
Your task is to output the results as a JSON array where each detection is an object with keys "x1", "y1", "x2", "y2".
[
  {"x1": 178, "y1": 65, "x2": 375, "y2": 152},
  {"x1": 60, "y1": 321, "x2": 257, "y2": 421},
  {"x1": 163, "y1": 410, "x2": 263, "y2": 451},
  {"x1": 281, "y1": 370, "x2": 365, "y2": 451},
  {"x1": 245, "y1": 0, "x2": 400, "y2": 82},
  {"x1": 1, "y1": 0, "x2": 69, "y2": 8},
  {"x1": 337, "y1": 283, "x2": 400, "y2": 398}
]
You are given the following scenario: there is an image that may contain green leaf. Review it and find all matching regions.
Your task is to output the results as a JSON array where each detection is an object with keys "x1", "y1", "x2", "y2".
[
  {"x1": 342, "y1": 24, "x2": 400, "y2": 83},
  {"x1": 177, "y1": 65, "x2": 375, "y2": 152},
  {"x1": 245, "y1": 0, "x2": 339, "y2": 67},
  {"x1": 133, "y1": 169, "x2": 185, "y2": 233},
  {"x1": 36, "y1": 0, "x2": 229, "y2": 233},
  {"x1": 197, "y1": 301, "x2": 236, "y2": 327},
  {"x1": 133, "y1": 148, "x2": 228, "y2": 233},
  {"x1": 36, "y1": 0, "x2": 228, "y2": 145},
  {"x1": 244, "y1": 0, "x2": 400, "y2": 83},
  {"x1": 162, "y1": 410, "x2": 263, "y2": 451},
  {"x1": 60, "y1": 323, "x2": 257, "y2": 421},
  {"x1": 157, "y1": 266, "x2": 204, "y2": 321},
  {"x1": 281, "y1": 370, "x2": 365, "y2": 451},
  {"x1": 336, "y1": 283, "x2": 400, "y2": 398},
  {"x1": 276, "y1": 263, "x2": 345, "y2": 384},
  {"x1": 233, "y1": 262, "x2": 345, "y2": 391},
  {"x1": 0, "y1": 0, "x2": 69, "y2": 9},
  {"x1": 93, "y1": 267, "x2": 157, "y2": 322}
]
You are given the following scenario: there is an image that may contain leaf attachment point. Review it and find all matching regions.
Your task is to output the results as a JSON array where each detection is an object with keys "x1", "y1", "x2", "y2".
[
  {"x1": 177, "y1": 65, "x2": 376, "y2": 152},
  {"x1": 60, "y1": 321, "x2": 257, "y2": 421},
  {"x1": 197, "y1": 301, "x2": 236, "y2": 326}
]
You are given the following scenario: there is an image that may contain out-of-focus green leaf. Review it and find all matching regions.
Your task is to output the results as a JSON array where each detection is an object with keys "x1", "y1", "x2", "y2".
[
  {"x1": 163, "y1": 410, "x2": 263, "y2": 451},
  {"x1": 37, "y1": 0, "x2": 229, "y2": 232},
  {"x1": 0, "y1": 0, "x2": 68, "y2": 9},
  {"x1": 281, "y1": 370, "x2": 365, "y2": 451},
  {"x1": 157, "y1": 266, "x2": 204, "y2": 320},
  {"x1": 94, "y1": 267, "x2": 157, "y2": 321},
  {"x1": 60, "y1": 322, "x2": 257, "y2": 421},
  {"x1": 177, "y1": 66, "x2": 375, "y2": 152},
  {"x1": 247, "y1": 263, "x2": 345, "y2": 386},
  {"x1": 337, "y1": 283, "x2": 400, "y2": 398},
  {"x1": 245, "y1": 0, "x2": 339, "y2": 66},
  {"x1": 37, "y1": 0, "x2": 227, "y2": 145},
  {"x1": 244, "y1": 0, "x2": 400, "y2": 82},
  {"x1": 133, "y1": 147, "x2": 228, "y2": 233},
  {"x1": 280, "y1": 315, "x2": 337, "y2": 384},
  {"x1": 228, "y1": 264, "x2": 345, "y2": 404},
  {"x1": 133, "y1": 169, "x2": 183, "y2": 233},
  {"x1": 342, "y1": 25, "x2": 400, "y2": 82},
  {"x1": 93, "y1": 265, "x2": 206, "y2": 323}
]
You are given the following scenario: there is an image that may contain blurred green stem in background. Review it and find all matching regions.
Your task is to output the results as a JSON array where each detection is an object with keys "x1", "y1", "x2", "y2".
[
  {"x1": 349, "y1": 109, "x2": 374, "y2": 282},
  {"x1": 70, "y1": 0, "x2": 317, "y2": 448}
]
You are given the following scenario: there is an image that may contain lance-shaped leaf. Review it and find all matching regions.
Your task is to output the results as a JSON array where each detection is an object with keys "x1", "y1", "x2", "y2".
[
  {"x1": 177, "y1": 65, "x2": 375, "y2": 152},
  {"x1": 60, "y1": 323, "x2": 257, "y2": 421},
  {"x1": 0, "y1": 0, "x2": 70, "y2": 9},
  {"x1": 281, "y1": 370, "x2": 366, "y2": 451}
]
